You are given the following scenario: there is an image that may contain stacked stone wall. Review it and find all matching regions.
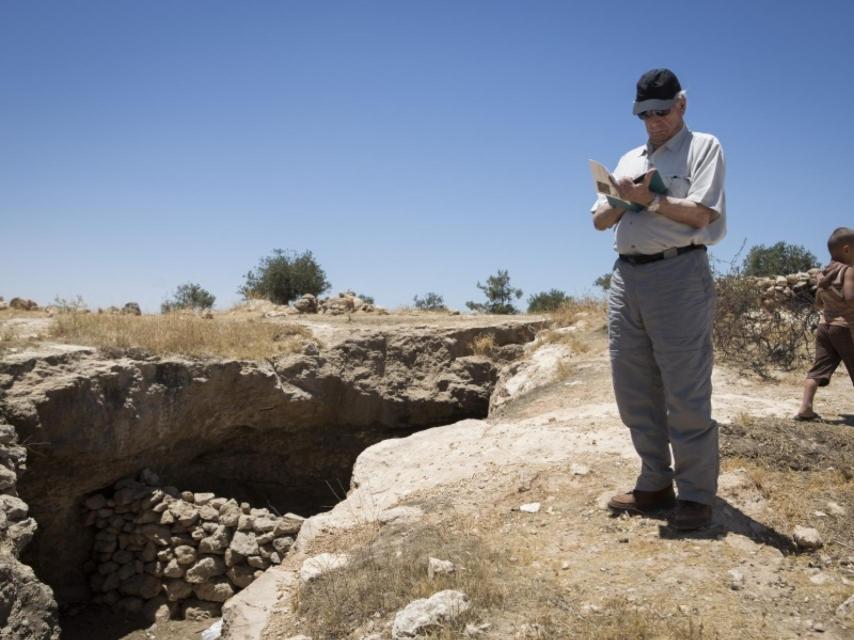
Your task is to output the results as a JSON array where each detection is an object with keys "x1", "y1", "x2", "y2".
[
  {"x1": 82, "y1": 469, "x2": 303, "y2": 621},
  {"x1": 754, "y1": 269, "x2": 820, "y2": 311}
]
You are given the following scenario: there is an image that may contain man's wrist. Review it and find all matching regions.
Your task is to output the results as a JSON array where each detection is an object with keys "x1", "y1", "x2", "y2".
[{"x1": 647, "y1": 194, "x2": 662, "y2": 212}]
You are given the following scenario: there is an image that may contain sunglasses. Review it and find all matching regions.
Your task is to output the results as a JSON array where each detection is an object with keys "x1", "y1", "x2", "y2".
[{"x1": 637, "y1": 108, "x2": 672, "y2": 120}]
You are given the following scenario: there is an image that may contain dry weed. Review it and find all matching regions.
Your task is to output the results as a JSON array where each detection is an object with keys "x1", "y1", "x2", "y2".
[
  {"x1": 469, "y1": 333, "x2": 496, "y2": 356},
  {"x1": 548, "y1": 297, "x2": 606, "y2": 329},
  {"x1": 48, "y1": 313, "x2": 311, "y2": 359},
  {"x1": 538, "y1": 329, "x2": 591, "y2": 354},
  {"x1": 295, "y1": 524, "x2": 508, "y2": 639},
  {"x1": 722, "y1": 456, "x2": 853, "y2": 558}
]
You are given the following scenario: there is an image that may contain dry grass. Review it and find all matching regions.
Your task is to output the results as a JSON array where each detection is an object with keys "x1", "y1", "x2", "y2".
[
  {"x1": 294, "y1": 515, "x2": 728, "y2": 640},
  {"x1": 295, "y1": 524, "x2": 508, "y2": 639},
  {"x1": 722, "y1": 456, "x2": 853, "y2": 558},
  {"x1": 548, "y1": 297, "x2": 607, "y2": 329},
  {"x1": 469, "y1": 333, "x2": 496, "y2": 356},
  {"x1": 47, "y1": 312, "x2": 312, "y2": 359},
  {"x1": 538, "y1": 328, "x2": 592, "y2": 354}
]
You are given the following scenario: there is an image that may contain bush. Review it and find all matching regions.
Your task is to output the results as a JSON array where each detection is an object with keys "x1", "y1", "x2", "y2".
[
  {"x1": 465, "y1": 270, "x2": 522, "y2": 314},
  {"x1": 239, "y1": 249, "x2": 330, "y2": 305},
  {"x1": 356, "y1": 293, "x2": 375, "y2": 305},
  {"x1": 713, "y1": 272, "x2": 819, "y2": 377},
  {"x1": 53, "y1": 295, "x2": 88, "y2": 313},
  {"x1": 594, "y1": 273, "x2": 612, "y2": 292},
  {"x1": 161, "y1": 283, "x2": 215, "y2": 313},
  {"x1": 742, "y1": 242, "x2": 820, "y2": 276},
  {"x1": 413, "y1": 292, "x2": 446, "y2": 311},
  {"x1": 527, "y1": 289, "x2": 570, "y2": 313}
]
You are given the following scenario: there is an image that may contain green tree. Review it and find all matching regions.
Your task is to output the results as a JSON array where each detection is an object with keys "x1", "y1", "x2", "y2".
[
  {"x1": 239, "y1": 249, "x2": 330, "y2": 305},
  {"x1": 413, "y1": 292, "x2": 446, "y2": 311},
  {"x1": 527, "y1": 289, "x2": 570, "y2": 313},
  {"x1": 594, "y1": 273, "x2": 612, "y2": 292},
  {"x1": 741, "y1": 242, "x2": 819, "y2": 276},
  {"x1": 161, "y1": 283, "x2": 215, "y2": 313},
  {"x1": 466, "y1": 269, "x2": 523, "y2": 314}
]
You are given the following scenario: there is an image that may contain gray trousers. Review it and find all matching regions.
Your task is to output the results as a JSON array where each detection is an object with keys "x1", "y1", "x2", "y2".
[{"x1": 607, "y1": 248, "x2": 718, "y2": 505}]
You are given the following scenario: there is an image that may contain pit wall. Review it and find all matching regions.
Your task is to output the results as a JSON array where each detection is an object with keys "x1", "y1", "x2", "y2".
[
  {"x1": 81, "y1": 468, "x2": 303, "y2": 622},
  {"x1": 0, "y1": 420, "x2": 60, "y2": 639}
]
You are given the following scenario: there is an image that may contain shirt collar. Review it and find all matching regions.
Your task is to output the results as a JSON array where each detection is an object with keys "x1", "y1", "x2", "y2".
[{"x1": 642, "y1": 125, "x2": 690, "y2": 156}]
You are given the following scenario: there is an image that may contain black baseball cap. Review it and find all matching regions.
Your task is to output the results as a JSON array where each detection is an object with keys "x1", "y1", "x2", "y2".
[{"x1": 632, "y1": 68, "x2": 682, "y2": 115}]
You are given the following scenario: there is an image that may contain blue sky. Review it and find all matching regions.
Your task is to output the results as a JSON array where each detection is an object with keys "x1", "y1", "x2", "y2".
[{"x1": 3, "y1": 1, "x2": 853, "y2": 312}]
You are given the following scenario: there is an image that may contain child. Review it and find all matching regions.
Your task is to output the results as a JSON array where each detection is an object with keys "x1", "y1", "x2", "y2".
[{"x1": 796, "y1": 227, "x2": 854, "y2": 420}]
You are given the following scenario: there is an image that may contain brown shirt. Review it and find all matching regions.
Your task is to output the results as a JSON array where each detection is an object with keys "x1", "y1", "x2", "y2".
[{"x1": 817, "y1": 264, "x2": 854, "y2": 327}]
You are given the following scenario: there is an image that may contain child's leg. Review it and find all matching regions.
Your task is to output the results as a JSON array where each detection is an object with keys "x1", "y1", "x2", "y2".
[
  {"x1": 798, "y1": 324, "x2": 839, "y2": 419},
  {"x1": 798, "y1": 378, "x2": 820, "y2": 419}
]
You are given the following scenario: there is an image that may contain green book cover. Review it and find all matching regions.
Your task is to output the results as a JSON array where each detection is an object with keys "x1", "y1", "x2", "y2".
[{"x1": 604, "y1": 170, "x2": 667, "y2": 212}]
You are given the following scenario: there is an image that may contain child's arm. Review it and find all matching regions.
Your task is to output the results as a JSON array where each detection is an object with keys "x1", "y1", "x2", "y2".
[{"x1": 843, "y1": 266, "x2": 854, "y2": 301}]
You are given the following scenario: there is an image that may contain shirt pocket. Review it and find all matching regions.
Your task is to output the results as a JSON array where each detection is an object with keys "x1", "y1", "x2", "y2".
[{"x1": 667, "y1": 175, "x2": 691, "y2": 199}]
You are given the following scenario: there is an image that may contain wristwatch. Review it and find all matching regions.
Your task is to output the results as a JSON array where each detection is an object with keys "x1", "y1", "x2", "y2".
[{"x1": 647, "y1": 194, "x2": 662, "y2": 213}]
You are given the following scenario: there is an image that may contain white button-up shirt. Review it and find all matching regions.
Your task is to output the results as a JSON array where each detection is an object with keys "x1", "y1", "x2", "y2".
[{"x1": 591, "y1": 126, "x2": 727, "y2": 255}]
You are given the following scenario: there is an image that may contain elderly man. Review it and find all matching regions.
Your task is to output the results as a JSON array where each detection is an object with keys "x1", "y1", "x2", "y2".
[{"x1": 591, "y1": 68, "x2": 726, "y2": 530}]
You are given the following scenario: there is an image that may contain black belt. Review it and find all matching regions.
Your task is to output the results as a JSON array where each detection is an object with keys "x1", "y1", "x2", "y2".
[{"x1": 619, "y1": 244, "x2": 706, "y2": 265}]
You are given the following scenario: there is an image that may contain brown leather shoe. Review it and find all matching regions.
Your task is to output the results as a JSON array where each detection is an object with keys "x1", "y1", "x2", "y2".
[
  {"x1": 607, "y1": 485, "x2": 675, "y2": 514},
  {"x1": 670, "y1": 500, "x2": 713, "y2": 530}
]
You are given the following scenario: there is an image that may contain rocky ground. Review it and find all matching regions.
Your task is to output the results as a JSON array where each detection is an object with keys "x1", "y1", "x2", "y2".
[
  {"x1": 247, "y1": 314, "x2": 853, "y2": 640},
  {"x1": 1, "y1": 307, "x2": 852, "y2": 639}
]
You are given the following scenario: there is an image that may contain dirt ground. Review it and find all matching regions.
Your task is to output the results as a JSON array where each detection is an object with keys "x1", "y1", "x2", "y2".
[{"x1": 270, "y1": 316, "x2": 854, "y2": 640}]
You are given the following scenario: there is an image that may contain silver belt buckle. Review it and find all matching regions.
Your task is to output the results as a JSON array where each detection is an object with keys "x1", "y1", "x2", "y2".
[{"x1": 662, "y1": 248, "x2": 678, "y2": 259}]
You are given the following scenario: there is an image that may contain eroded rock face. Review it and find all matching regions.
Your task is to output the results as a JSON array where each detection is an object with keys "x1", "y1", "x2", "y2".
[
  {"x1": 0, "y1": 321, "x2": 541, "y2": 603},
  {"x1": 0, "y1": 420, "x2": 60, "y2": 639}
]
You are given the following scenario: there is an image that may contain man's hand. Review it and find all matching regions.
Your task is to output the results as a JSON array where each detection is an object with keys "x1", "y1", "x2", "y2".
[{"x1": 615, "y1": 170, "x2": 656, "y2": 206}]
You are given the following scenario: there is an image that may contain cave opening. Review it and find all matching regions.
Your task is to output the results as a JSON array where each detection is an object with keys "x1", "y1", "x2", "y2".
[{"x1": 16, "y1": 422, "x2": 422, "y2": 640}]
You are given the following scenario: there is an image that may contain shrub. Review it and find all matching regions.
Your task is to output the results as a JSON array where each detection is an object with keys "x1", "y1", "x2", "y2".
[
  {"x1": 356, "y1": 293, "x2": 375, "y2": 305},
  {"x1": 713, "y1": 272, "x2": 818, "y2": 377},
  {"x1": 594, "y1": 273, "x2": 612, "y2": 292},
  {"x1": 465, "y1": 269, "x2": 522, "y2": 314},
  {"x1": 742, "y1": 242, "x2": 820, "y2": 276},
  {"x1": 239, "y1": 249, "x2": 330, "y2": 305},
  {"x1": 413, "y1": 292, "x2": 446, "y2": 311},
  {"x1": 527, "y1": 289, "x2": 570, "y2": 313},
  {"x1": 53, "y1": 295, "x2": 88, "y2": 313},
  {"x1": 161, "y1": 283, "x2": 215, "y2": 313}
]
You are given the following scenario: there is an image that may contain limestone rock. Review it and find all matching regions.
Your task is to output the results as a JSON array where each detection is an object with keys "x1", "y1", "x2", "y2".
[
  {"x1": 183, "y1": 599, "x2": 221, "y2": 620},
  {"x1": 299, "y1": 552, "x2": 349, "y2": 583},
  {"x1": 294, "y1": 294, "x2": 318, "y2": 314},
  {"x1": 193, "y1": 578, "x2": 235, "y2": 603},
  {"x1": 9, "y1": 297, "x2": 39, "y2": 311},
  {"x1": 174, "y1": 545, "x2": 197, "y2": 566},
  {"x1": 392, "y1": 590, "x2": 471, "y2": 639},
  {"x1": 163, "y1": 578, "x2": 194, "y2": 601},
  {"x1": 199, "y1": 525, "x2": 230, "y2": 554},
  {"x1": 229, "y1": 531, "x2": 260, "y2": 557},
  {"x1": 185, "y1": 556, "x2": 227, "y2": 583},
  {"x1": 226, "y1": 564, "x2": 256, "y2": 588},
  {"x1": 428, "y1": 557, "x2": 456, "y2": 579},
  {"x1": 793, "y1": 526, "x2": 823, "y2": 550},
  {"x1": 219, "y1": 501, "x2": 242, "y2": 527},
  {"x1": 836, "y1": 594, "x2": 854, "y2": 620}
]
